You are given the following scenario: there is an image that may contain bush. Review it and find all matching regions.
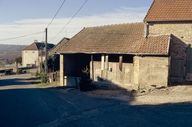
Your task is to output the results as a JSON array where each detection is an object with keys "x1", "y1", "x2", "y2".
[
  {"x1": 35, "y1": 70, "x2": 48, "y2": 84},
  {"x1": 39, "y1": 72, "x2": 48, "y2": 83}
]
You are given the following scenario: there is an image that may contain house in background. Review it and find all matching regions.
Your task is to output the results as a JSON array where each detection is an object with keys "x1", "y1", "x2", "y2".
[
  {"x1": 55, "y1": 23, "x2": 186, "y2": 90},
  {"x1": 22, "y1": 41, "x2": 55, "y2": 67},
  {"x1": 144, "y1": 0, "x2": 192, "y2": 82}
]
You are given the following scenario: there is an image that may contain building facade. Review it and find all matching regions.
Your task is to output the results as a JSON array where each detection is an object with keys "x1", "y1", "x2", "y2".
[
  {"x1": 54, "y1": 0, "x2": 191, "y2": 90},
  {"x1": 22, "y1": 41, "x2": 55, "y2": 67},
  {"x1": 56, "y1": 23, "x2": 186, "y2": 90},
  {"x1": 144, "y1": 0, "x2": 192, "y2": 81}
]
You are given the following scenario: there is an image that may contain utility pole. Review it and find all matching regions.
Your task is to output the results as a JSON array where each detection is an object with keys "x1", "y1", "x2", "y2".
[{"x1": 45, "y1": 28, "x2": 48, "y2": 80}]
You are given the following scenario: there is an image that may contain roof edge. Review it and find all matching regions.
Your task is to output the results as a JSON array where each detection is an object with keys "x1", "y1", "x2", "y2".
[
  {"x1": 146, "y1": 19, "x2": 192, "y2": 23},
  {"x1": 58, "y1": 51, "x2": 169, "y2": 56},
  {"x1": 144, "y1": 0, "x2": 155, "y2": 22},
  {"x1": 84, "y1": 22, "x2": 144, "y2": 29}
]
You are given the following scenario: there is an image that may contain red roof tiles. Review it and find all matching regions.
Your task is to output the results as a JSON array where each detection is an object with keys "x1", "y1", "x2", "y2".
[
  {"x1": 56, "y1": 23, "x2": 170, "y2": 55},
  {"x1": 144, "y1": 0, "x2": 192, "y2": 22}
]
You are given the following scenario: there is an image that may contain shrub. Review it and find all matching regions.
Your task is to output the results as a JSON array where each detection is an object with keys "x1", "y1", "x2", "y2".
[
  {"x1": 40, "y1": 72, "x2": 48, "y2": 83},
  {"x1": 35, "y1": 70, "x2": 48, "y2": 84}
]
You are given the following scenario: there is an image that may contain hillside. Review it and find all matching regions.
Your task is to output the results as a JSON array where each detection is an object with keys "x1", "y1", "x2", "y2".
[{"x1": 0, "y1": 44, "x2": 26, "y2": 65}]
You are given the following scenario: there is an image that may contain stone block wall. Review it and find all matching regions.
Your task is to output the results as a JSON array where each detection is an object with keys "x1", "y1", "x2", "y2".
[
  {"x1": 148, "y1": 22, "x2": 192, "y2": 82},
  {"x1": 134, "y1": 56, "x2": 169, "y2": 89},
  {"x1": 148, "y1": 22, "x2": 192, "y2": 44},
  {"x1": 91, "y1": 56, "x2": 169, "y2": 90},
  {"x1": 91, "y1": 61, "x2": 134, "y2": 89},
  {"x1": 169, "y1": 35, "x2": 187, "y2": 83}
]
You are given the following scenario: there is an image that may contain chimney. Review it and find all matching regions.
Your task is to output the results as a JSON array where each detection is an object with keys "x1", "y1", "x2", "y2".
[{"x1": 144, "y1": 23, "x2": 149, "y2": 38}]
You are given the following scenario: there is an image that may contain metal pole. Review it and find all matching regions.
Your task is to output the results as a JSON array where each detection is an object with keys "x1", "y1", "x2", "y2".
[{"x1": 45, "y1": 28, "x2": 48, "y2": 79}]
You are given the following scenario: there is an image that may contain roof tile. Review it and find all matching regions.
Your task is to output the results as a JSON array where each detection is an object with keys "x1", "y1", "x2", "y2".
[
  {"x1": 56, "y1": 23, "x2": 170, "y2": 55},
  {"x1": 144, "y1": 0, "x2": 192, "y2": 22}
]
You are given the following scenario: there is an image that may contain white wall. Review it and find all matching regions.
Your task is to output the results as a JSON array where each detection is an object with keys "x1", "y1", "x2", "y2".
[{"x1": 22, "y1": 50, "x2": 39, "y2": 67}]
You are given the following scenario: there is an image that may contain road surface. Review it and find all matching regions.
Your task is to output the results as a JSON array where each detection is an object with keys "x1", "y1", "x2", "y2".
[{"x1": 0, "y1": 74, "x2": 192, "y2": 127}]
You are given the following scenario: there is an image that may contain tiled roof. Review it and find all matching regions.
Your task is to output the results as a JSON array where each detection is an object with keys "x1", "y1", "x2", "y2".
[
  {"x1": 144, "y1": 0, "x2": 192, "y2": 22},
  {"x1": 56, "y1": 23, "x2": 170, "y2": 55},
  {"x1": 23, "y1": 42, "x2": 55, "y2": 51}
]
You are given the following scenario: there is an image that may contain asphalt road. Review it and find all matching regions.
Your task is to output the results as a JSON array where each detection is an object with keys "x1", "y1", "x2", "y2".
[{"x1": 0, "y1": 74, "x2": 192, "y2": 127}]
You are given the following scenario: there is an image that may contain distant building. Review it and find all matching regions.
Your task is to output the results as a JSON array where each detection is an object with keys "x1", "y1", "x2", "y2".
[{"x1": 22, "y1": 41, "x2": 55, "y2": 67}]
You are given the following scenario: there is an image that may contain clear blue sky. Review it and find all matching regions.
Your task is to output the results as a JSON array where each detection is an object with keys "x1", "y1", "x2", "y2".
[{"x1": 0, "y1": 0, "x2": 152, "y2": 23}]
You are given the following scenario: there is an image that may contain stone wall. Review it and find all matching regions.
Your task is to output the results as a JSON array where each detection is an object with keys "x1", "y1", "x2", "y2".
[
  {"x1": 91, "y1": 56, "x2": 169, "y2": 90},
  {"x1": 91, "y1": 61, "x2": 134, "y2": 89},
  {"x1": 169, "y1": 35, "x2": 187, "y2": 83},
  {"x1": 148, "y1": 22, "x2": 192, "y2": 44},
  {"x1": 148, "y1": 22, "x2": 192, "y2": 81},
  {"x1": 134, "y1": 56, "x2": 169, "y2": 89}
]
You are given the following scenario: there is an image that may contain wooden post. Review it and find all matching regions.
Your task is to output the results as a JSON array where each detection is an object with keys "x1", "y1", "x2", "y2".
[{"x1": 45, "y1": 28, "x2": 48, "y2": 81}]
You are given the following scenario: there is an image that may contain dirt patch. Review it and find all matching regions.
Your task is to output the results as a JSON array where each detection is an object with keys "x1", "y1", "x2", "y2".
[{"x1": 86, "y1": 85, "x2": 192, "y2": 105}]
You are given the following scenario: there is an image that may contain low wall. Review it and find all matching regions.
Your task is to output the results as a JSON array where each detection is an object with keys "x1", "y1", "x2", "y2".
[
  {"x1": 134, "y1": 56, "x2": 169, "y2": 89},
  {"x1": 90, "y1": 61, "x2": 134, "y2": 89},
  {"x1": 91, "y1": 56, "x2": 169, "y2": 90}
]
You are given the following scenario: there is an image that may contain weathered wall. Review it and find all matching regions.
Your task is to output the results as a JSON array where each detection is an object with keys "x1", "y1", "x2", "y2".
[
  {"x1": 60, "y1": 54, "x2": 170, "y2": 90},
  {"x1": 22, "y1": 50, "x2": 39, "y2": 67},
  {"x1": 148, "y1": 22, "x2": 191, "y2": 81},
  {"x1": 91, "y1": 61, "x2": 134, "y2": 89},
  {"x1": 169, "y1": 36, "x2": 187, "y2": 83},
  {"x1": 148, "y1": 22, "x2": 192, "y2": 44},
  {"x1": 134, "y1": 56, "x2": 169, "y2": 89}
]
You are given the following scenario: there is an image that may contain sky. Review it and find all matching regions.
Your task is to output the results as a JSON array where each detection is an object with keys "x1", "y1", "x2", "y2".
[{"x1": 0, "y1": 0, "x2": 153, "y2": 45}]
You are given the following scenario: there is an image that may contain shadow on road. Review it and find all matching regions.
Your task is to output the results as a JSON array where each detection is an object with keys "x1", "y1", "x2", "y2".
[
  {"x1": 0, "y1": 77, "x2": 40, "y2": 86},
  {"x1": 0, "y1": 76, "x2": 192, "y2": 127}
]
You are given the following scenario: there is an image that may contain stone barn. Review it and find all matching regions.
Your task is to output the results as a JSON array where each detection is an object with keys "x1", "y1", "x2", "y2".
[
  {"x1": 144, "y1": 0, "x2": 192, "y2": 81},
  {"x1": 56, "y1": 23, "x2": 186, "y2": 90}
]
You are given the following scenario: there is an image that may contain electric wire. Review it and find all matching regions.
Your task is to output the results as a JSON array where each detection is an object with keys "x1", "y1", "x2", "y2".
[
  {"x1": 46, "y1": 0, "x2": 67, "y2": 28},
  {"x1": 50, "y1": 0, "x2": 89, "y2": 42},
  {"x1": 0, "y1": 31, "x2": 44, "y2": 42}
]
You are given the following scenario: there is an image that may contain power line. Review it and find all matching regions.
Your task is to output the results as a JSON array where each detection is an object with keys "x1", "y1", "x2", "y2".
[
  {"x1": 46, "y1": 0, "x2": 67, "y2": 28},
  {"x1": 0, "y1": 31, "x2": 44, "y2": 42},
  {"x1": 0, "y1": 0, "x2": 67, "y2": 42},
  {"x1": 50, "y1": 0, "x2": 89, "y2": 42},
  {"x1": 0, "y1": 0, "x2": 87, "y2": 43}
]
